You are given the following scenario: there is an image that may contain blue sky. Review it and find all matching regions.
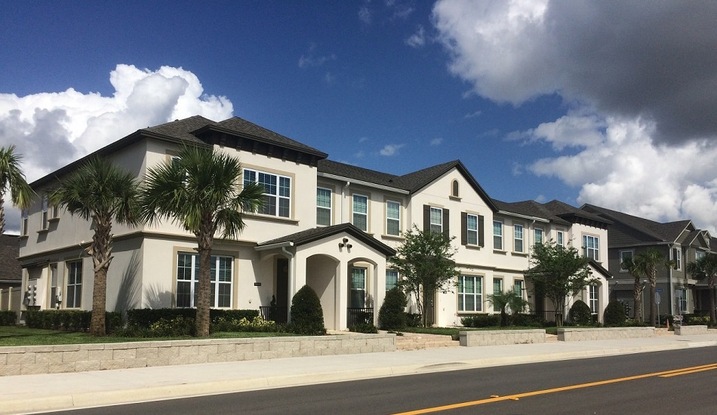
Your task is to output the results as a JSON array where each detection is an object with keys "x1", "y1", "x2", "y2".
[{"x1": 2, "y1": 1, "x2": 717, "y2": 233}]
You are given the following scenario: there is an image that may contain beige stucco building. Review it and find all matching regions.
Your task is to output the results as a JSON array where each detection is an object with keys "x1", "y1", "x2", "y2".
[{"x1": 18, "y1": 116, "x2": 612, "y2": 329}]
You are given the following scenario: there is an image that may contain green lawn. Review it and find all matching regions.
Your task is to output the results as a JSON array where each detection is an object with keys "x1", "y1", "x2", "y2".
[{"x1": 0, "y1": 326, "x2": 294, "y2": 347}]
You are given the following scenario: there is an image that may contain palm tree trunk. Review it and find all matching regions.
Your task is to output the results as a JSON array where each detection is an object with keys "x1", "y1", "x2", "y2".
[
  {"x1": 649, "y1": 283, "x2": 657, "y2": 327},
  {"x1": 633, "y1": 277, "x2": 643, "y2": 322},
  {"x1": 195, "y1": 221, "x2": 214, "y2": 337},
  {"x1": 89, "y1": 218, "x2": 113, "y2": 336},
  {"x1": 0, "y1": 195, "x2": 5, "y2": 235}
]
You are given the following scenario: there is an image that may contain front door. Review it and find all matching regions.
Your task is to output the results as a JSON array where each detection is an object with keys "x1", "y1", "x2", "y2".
[{"x1": 275, "y1": 258, "x2": 288, "y2": 324}]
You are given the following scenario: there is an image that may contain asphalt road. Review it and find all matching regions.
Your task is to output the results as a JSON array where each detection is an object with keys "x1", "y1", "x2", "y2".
[{"x1": 50, "y1": 347, "x2": 717, "y2": 415}]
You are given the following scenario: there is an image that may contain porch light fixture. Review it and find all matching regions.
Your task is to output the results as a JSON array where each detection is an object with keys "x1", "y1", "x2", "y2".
[{"x1": 339, "y1": 237, "x2": 350, "y2": 249}]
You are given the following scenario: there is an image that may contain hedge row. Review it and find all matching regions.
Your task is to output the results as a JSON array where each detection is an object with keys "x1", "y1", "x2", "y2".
[
  {"x1": 24, "y1": 310, "x2": 123, "y2": 332},
  {"x1": 0, "y1": 311, "x2": 17, "y2": 326}
]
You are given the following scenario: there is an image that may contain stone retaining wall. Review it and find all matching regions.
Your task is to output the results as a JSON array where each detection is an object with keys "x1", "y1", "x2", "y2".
[
  {"x1": 674, "y1": 325, "x2": 709, "y2": 335},
  {"x1": 459, "y1": 329, "x2": 546, "y2": 346},
  {"x1": 0, "y1": 334, "x2": 395, "y2": 376},
  {"x1": 557, "y1": 327, "x2": 655, "y2": 341}
]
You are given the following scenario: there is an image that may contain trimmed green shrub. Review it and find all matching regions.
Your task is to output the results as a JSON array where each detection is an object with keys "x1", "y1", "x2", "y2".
[
  {"x1": 287, "y1": 285, "x2": 326, "y2": 335},
  {"x1": 512, "y1": 313, "x2": 545, "y2": 327},
  {"x1": 378, "y1": 287, "x2": 408, "y2": 330},
  {"x1": 603, "y1": 301, "x2": 627, "y2": 326},
  {"x1": 460, "y1": 314, "x2": 500, "y2": 328},
  {"x1": 211, "y1": 316, "x2": 278, "y2": 333},
  {"x1": 405, "y1": 313, "x2": 422, "y2": 327},
  {"x1": 125, "y1": 308, "x2": 259, "y2": 330},
  {"x1": 0, "y1": 311, "x2": 17, "y2": 326},
  {"x1": 569, "y1": 300, "x2": 593, "y2": 325},
  {"x1": 349, "y1": 323, "x2": 378, "y2": 333},
  {"x1": 24, "y1": 310, "x2": 121, "y2": 332}
]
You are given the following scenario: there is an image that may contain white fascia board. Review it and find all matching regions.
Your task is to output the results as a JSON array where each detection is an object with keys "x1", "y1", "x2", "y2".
[
  {"x1": 317, "y1": 172, "x2": 409, "y2": 194},
  {"x1": 255, "y1": 241, "x2": 295, "y2": 251},
  {"x1": 496, "y1": 210, "x2": 551, "y2": 223}
]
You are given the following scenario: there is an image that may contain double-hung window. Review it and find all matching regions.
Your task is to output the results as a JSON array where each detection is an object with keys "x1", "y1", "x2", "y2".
[
  {"x1": 588, "y1": 285, "x2": 598, "y2": 315},
  {"x1": 352, "y1": 194, "x2": 368, "y2": 231},
  {"x1": 583, "y1": 235, "x2": 599, "y2": 261},
  {"x1": 619, "y1": 250, "x2": 633, "y2": 272},
  {"x1": 430, "y1": 207, "x2": 443, "y2": 234},
  {"x1": 350, "y1": 267, "x2": 367, "y2": 308},
  {"x1": 41, "y1": 194, "x2": 49, "y2": 230},
  {"x1": 465, "y1": 214, "x2": 478, "y2": 245},
  {"x1": 316, "y1": 187, "x2": 332, "y2": 226},
  {"x1": 534, "y1": 228, "x2": 543, "y2": 246},
  {"x1": 514, "y1": 280, "x2": 524, "y2": 299},
  {"x1": 21, "y1": 209, "x2": 28, "y2": 236},
  {"x1": 672, "y1": 247, "x2": 682, "y2": 270},
  {"x1": 176, "y1": 253, "x2": 234, "y2": 308},
  {"x1": 514, "y1": 224, "x2": 524, "y2": 253},
  {"x1": 556, "y1": 231, "x2": 564, "y2": 246},
  {"x1": 386, "y1": 269, "x2": 399, "y2": 292},
  {"x1": 66, "y1": 261, "x2": 83, "y2": 308},
  {"x1": 244, "y1": 169, "x2": 291, "y2": 218},
  {"x1": 458, "y1": 275, "x2": 482, "y2": 312},
  {"x1": 493, "y1": 221, "x2": 503, "y2": 250},
  {"x1": 386, "y1": 200, "x2": 400, "y2": 236},
  {"x1": 493, "y1": 278, "x2": 503, "y2": 295}
]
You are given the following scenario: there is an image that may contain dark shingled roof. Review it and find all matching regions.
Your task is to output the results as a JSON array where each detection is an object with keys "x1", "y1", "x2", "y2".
[
  {"x1": 492, "y1": 199, "x2": 611, "y2": 228},
  {"x1": 581, "y1": 203, "x2": 692, "y2": 244},
  {"x1": 0, "y1": 235, "x2": 21, "y2": 284},
  {"x1": 318, "y1": 159, "x2": 498, "y2": 211},
  {"x1": 257, "y1": 223, "x2": 395, "y2": 256},
  {"x1": 142, "y1": 115, "x2": 217, "y2": 143}
]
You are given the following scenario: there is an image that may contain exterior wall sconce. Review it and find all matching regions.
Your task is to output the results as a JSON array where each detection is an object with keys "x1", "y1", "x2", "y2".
[{"x1": 339, "y1": 237, "x2": 351, "y2": 249}]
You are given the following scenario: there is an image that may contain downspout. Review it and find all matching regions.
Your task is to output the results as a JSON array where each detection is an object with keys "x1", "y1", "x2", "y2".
[
  {"x1": 281, "y1": 243, "x2": 295, "y2": 323},
  {"x1": 668, "y1": 243, "x2": 675, "y2": 317}
]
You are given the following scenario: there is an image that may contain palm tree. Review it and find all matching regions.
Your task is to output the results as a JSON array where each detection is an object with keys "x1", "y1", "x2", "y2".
[
  {"x1": 0, "y1": 145, "x2": 34, "y2": 234},
  {"x1": 687, "y1": 254, "x2": 717, "y2": 326},
  {"x1": 487, "y1": 289, "x2": 528, "y2": 327},
  {"x1": 621, "y1": 256, "x2": 645, "y2": 323},
  {"x1": 634, "y1": 249, "x2": 667, "y2": 327},
  {"x1": 140, "y1": 145, "x2": 264, "y2": 337},
  {"x1": 51, "y1": 157, "x2": 141, "y2": 336}
]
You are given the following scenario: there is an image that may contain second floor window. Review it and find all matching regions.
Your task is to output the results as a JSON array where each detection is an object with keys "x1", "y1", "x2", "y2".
[
  {"x1": 534, "y1": 228, "x2": 543, "y2": 246},
  {"x1": 21, "y1": 209, "x2": 28, "y2": 236},
  {"x1": 353, "y1": 194, "x2": 368, "y2": 231},
  {"x1": 244, "y1": 169, "x2": 291, "y2": 218},
  {"x1": 465, "y1": 214, "x2": 478, "y2": 245},
  {"x1": 583, "y1": 234, "x2": 599, "y2": 261},
  {"x1": 619, "y1": 250, "x2": 633, "y2": 272},
  {"x1": 514, "y1": 224, "x2": 524, "y2": 253},
  {"x1": 386, "y1": 200, "x2": 400, "y2": 236},
  {"x1": 430, "y1": 207, "x2": 443, "y2": 234},
  {"x1": 493, "y1": 221, "x2": 503, "y2": 250},
  {"x1": 672, "y1": 247, "x2": 682, "y2": 270},
  {"x1": 557, "y1": 231, "x2": 564, "y2": 246},
  {"x1": 41, "y1": 194, "x2": 49, "y2": 230},
  {"x1": 316, "y1": 187, "x2": 332, "y2": 226}
]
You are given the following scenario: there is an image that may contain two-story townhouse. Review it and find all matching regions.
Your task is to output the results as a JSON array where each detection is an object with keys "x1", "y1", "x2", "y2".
[
  {"x1": 491, "y1": 199, "x2": 613, "y2": 322},
  {"x1": 18, "y1": 116, "x2": 397, "y2": 331},
  {"x1": 316, "y1": 159, "x2": 500, "y2": 327},
  {"x1": 581, "y1": 204, "x2": 714, "y2": 318}
]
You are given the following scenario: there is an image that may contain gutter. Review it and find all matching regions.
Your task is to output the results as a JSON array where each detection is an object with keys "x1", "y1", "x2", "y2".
[
  {"x1": 254, "y1": 241, "x2": 295, "y2": 251},
  {"x1": 496, "y1": 210, "x2": 551, "y2": 223},
  {"x1": 317, "y1": 172, "x2": 410, "y2": 195}
]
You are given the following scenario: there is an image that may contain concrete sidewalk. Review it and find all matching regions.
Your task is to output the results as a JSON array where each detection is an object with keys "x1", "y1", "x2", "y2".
[{"x1": 2, "y1": 332, "x2": 717, "y2": 415}]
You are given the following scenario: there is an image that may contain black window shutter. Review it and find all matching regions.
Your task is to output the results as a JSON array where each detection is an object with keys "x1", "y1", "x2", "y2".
[
  {"x1": 443, "y1": 209, "x2": 450, "y2": 239},
  {"x1": 478, "y1": 215, "x2": 485, "y2": 247},
  {"x1": 423, "y1": 205, "x2": 430, "y2": 232},
  {"x1": 461, "y1": 212, "x2": 467, "y2": 245}
]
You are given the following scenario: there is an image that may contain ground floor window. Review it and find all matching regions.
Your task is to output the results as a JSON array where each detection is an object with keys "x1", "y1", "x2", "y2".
[
  {"x1": 588, "y1": 284, "x2": 599, "y2": 315},
  {"x1": 66, "y1": 261, "x2": 82, "y2": 308},
  {"x1": 350, "y1": 267, "x2": 367, "y2": 308},
  {"x1": 678, "y1": 288, "x2": 688, "y2": 313},
  {"x1": 386, "y1": 269, "x2": 398, "y2": 291},
  {"x1": 176, "y1": 253, "x2": 233, "y2": 308},
  {"x1": 514, "y1": 279, "x2": 524, "y2": 298},
  {"x1": 458, "y1": 275, "x2": 482, "y2": 312}
]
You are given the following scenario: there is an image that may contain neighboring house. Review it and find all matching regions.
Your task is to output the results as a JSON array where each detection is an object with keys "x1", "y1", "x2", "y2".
[
  {"x1": 0, "y1": 234, "x2": 22, "y2": 313},
  {"x1": 17, "y1": 115, "x2": 613, "y2": 329},
  {"x1": 491, "y1": 199, "x2": 612, "y2": 322},
  {"x1": 581, "y1": 203, "x2": 714, "y2": 318}
]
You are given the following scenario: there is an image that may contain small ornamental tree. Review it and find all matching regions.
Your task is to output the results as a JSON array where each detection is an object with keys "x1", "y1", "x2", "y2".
[
  {"x1": 687, "y1": 253, "x2": 717, "y2": 326},
  {"x1": 569, "y1": 300, "x2": 593, "y2": 326},
  {"x1": 389, "y1": 226, "x2": 459, "y2": 327},
  {"x1": 288, "y1": 285, "x2": 326, "y2": 335},
  {"x1": 378, "y1": 287, "x2": 408, "y2": 330},
  {"x1": 525, "y1": 240, "x2": 594, "y2": 327}
]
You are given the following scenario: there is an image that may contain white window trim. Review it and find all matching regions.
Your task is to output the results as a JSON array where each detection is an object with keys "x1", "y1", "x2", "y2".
[
  {"x1": 534, "y1": 227, "x2": 544, "y2": 246},
  {"x1": 316, "y1": 187, "x2": 332, "y2": 226},
  {"x1": 176, "y1": 253, "x2": 234, "y2": 309},
  {"x1": 458, "y1": 275, "x2": 483, "y2": 313},
  {"x1": 619, "y1": 250, "x2": 634, "y2": 272},
  {"x1": 556, "y1": 230, "x2": 564, "y2": 246},
  {"x1": 386, "y1": 200, "x2": 401, "y2": 236},
  {"x1": 66, "y1": 261, "x2": 82, "y2": 309},
  {"x1": 582, "y1": 234, "x2": 600, "y2": 261},
  {"x1": 244, "y1": 168, "x2": 292, "y2": 218},
  {"x1": 352, "y1": 194, "x2": 369, "y2": 232},
  {"x1": 430, "y1": 207, "x2": 443, "y2": 234},
  {"x1": 493, "y1": 220, "x2": 503, "y2": 251},
  {"x1": 514, "y1": 224, "x2": 524, "y2": 253},
  {"x1": 466, "y1": 213, "x2": 478, "y2": 245}
]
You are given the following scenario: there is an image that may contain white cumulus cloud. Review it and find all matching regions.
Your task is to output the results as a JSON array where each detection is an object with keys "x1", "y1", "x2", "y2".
[
  {"x1": 379, "y1": 144, "x2": 405, "y2": 156},
  {"x1": 0, "y1": 64, "x2": 234, "y2": 233}
]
